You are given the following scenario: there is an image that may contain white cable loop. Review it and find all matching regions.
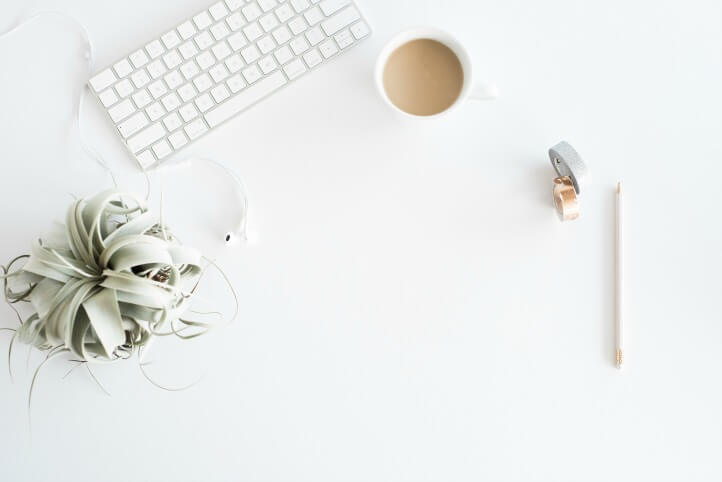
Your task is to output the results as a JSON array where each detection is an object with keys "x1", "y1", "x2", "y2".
[
  {"x1": 0, "y1": 10, "x2": 118, "y2": 187},
  {"x1": 1, "y1": 10, "x2": 251, "y2": 246},
  {"x1": 152, "y1": 158, "x2": 250, "y2": 245}
]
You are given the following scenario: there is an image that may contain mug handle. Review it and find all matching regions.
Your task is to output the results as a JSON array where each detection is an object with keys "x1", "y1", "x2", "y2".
[{"x1": 469, "y1": 82, "x2": 499, "y2": 101}]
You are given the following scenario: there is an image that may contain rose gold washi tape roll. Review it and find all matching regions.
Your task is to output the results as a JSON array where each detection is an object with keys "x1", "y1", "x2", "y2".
[{"x1": 548, "y1": 142, "x2": 589, "y2": 221}]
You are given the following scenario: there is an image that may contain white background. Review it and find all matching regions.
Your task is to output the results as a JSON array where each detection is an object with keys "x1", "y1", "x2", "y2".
[{"x1": 1, "y1": 0, "x2": 721, "y2": 481}]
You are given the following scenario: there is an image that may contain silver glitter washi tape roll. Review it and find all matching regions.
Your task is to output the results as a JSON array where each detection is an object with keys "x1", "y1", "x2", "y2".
[{"x1": 548, "y1": 141, "x2": 589, "y2": 221}]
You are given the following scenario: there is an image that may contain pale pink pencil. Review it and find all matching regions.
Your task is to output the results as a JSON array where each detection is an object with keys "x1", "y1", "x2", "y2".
[{"x1": 616, "y1": 182, "x2": 624, "y2": 369}]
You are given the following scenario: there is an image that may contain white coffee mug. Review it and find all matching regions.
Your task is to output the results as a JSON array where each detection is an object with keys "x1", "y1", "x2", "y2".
[{"x1": 375, "y1": 27, "x2": 498, "y2": 118}]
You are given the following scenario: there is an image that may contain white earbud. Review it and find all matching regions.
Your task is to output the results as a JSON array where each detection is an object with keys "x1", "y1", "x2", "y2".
[{"x1": 225, "y1": 232, "x2": 240, "y2": 246}]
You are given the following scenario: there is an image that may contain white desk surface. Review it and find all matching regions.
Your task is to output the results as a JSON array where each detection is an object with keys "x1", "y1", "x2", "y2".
[{"x1": 1, "y1": 0, "x2": 721, "y2": 480}]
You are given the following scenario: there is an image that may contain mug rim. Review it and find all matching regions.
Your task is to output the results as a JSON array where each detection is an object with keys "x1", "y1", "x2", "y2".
[{"x1": 375, "y1": 27, "x2": 474, "y2": 119}]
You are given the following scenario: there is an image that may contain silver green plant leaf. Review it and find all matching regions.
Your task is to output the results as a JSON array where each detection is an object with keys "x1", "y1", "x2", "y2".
[{"x1": 0, "y1": 189, "x2": 220, "y2": 364}]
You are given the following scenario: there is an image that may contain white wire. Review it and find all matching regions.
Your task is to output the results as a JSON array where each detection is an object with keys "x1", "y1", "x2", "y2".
[
  {"x1": 1, "y1": 10, "x2": 251, "y2": 244},
  {"x1": 152, "y1": 158, "x2": 250, "y2": 243},
  {"x1": 0, "y1": 10, "x2": 117, "y2": 187}
]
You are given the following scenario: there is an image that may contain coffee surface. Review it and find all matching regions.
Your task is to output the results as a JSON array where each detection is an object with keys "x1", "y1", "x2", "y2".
[{"x1": 383, "y1": 39, "x2": 464, "y2": 116}]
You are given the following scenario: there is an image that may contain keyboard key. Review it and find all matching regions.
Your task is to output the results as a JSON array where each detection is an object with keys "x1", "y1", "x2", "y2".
[
  {"x1": 289, "y1": 16, "x2": 308, "y2": 35},
  {"x1": 211, "y1": 84, "x2": 231, "y2": 102},
  {"x1": 194, "y1": 73, "x2": 214, "y2": 92},
  {"x1": 321, "y1": 6, "x2": 359, "y2": 35},
  {"x1": 128, "y1": 122, "x2": 166, "y2": 153},
  {"x1": 108, "y1": 99, "x2": 135, "y2": 122},
  {"x1": 99, "y1": 89, "x2": 119, "y2": 107},
  {"x1": 242, "y1": 3, "x2": 262, "y2": 21},
  {"x1": 334, "y1": 29, "x2": 353, "y2": 49},
  {"x1": 148, "y1": 80, "x2": 168, "y2": 99},
  {"x1": 118, "y1": 112, "x2": 149, "y2": 138},
  {"x1": 178, "y1": 83, "x2": 198, "y2": 102},
  {"x1": 291, "y1": 0, "x2": 310, "y2": 13},
  {"x1": 163, "y1": 112, "x2": 183, "y2": 131},
  {"x1": 350, "y1": 20, "x2": 369, "y2": 39},
  {"x1": 180, "y1": 61, "x2": 200, "y2": 80},
  {"x1": 212, "y1": 41, "x2": 232, "y2": 60},
  {"x1": 225, "y1": 0, "x2": 244, "y2": 10},
  {"x1": 225, "y1": 54, "x2": 244, "y2": 73},
  {"x1": 177, "y1": 21, "x2": 197, "y2": 40},
  {"x1": 320, "y1": 0, "x2": 350, "y2": 16},
  {"x1": 274, "y1": 45, "x2": 293, "y2": 64},
  {"x1": 273, "y1": 25, "x2": 292, "y2": 44},
  {"x1": 163, "y1": 50, "x2": 183, "y2": 69},
  {"x1": 146, "y1": 40, "x2": 165, "y2": 59},
  {"x1": 242, "y1": 65, "x2": 262, "y2": 84},
  {"x1": 258, "y1": 0, "x2": 278, "y2": 12},
  {"x1": 228, "y1": 32, "x2": 248, "y2": 51},
  {"x1": 179, "y1": 41, "x2": 199, "y2": 59},
  {"x1": 161, "y1": 92, "x2": 181, "y2": 111},
  {"x1": 260, "y1": 13, "x2": 279, "y2": 32},
  {"x1": 197, "y1": 51, "x2": 216, "y2": 70},
  {"x1": 258, "y1": 35, "x2": 276, "y2": 54},
  {"x1": 184, "y1": 118, "x2": 209, "y2": 140},
  {"x1": 130, "y1": 49, "x2": 149, "y2": 68},
  {"x1": 168, "y1": 131, "x2": 188, "y2": 149},
  {"x1": 162, "y1": 30, "x2": 181, "y2": 49},
  {"x1": 319, "y1": 39, "x2": 338, "y2": 58},
  {"x1": 241, "y1": 45, "x2": 261, "y2": 63},
  {"x1": 226, "y1": 12, "x2": 246, "y2": 31},
  {"x1": 115, "y1": 79, "x2": 134, "y2": 98},
  {"x1": 259, "y1": 55, "x2": 277, "y2": 74},
  {"x1": 195, "y1": 93, "x2": 215, "y2": 112},
  {"x1": 210, "y1": 64, "x2": 230, "y2": 82},
  {"x1": 205, "y1": 70, "x2": 287, "y2": 128},
  {"x1": 146, "y1": 102, "x2": 166, "y2": 121},
  {"x1": 90, "y1": 69, "x2": 116, "y2": 92},
  {"x1": 243, "y1": 22, "x2": 263, "y2": 41},
  {"x1": 211, "y1": 22, "x2": 231, "y2": 40},
  {"x1": 153, "y1": 139, "x2": 172, "y2": 159},
  {"x1": 195, "y1": 31, "x2": 215, "y2": 50},
  {"x1": 290, "y1": 36, "x2": 309, "y2": 55},
  {"x1": 147, "y1": 60, "x2": 167, "y2": 79},
  {"x1": 180, "y1": 103, "x2": 199, "y2": 122},
  {"x1": 194, "y1": 11, "x2": 213, "y2": 30},
  {"x1": 304, "y1": 7, "x2": 323, "y2": 26},
  {"x1": 164, "y1": 70, "x2": 184, "y2": 90},
  {"x1": 131, "y1": 70, "x2": 151, "y2": 88},
  {"x1": 283, "y1": 58, "x2": 306, "y2": 79},
  {"x1": 275, "y1": 4, "x2": 294, "y2": 23},
  {"x1": 132, "y1": 89, "x2": 152, "y2": 108},
  {"x1": 305, "y1": 26, "x2": 324, "y2": 45},
  {"x1": 226, "y1": 74, "x2": 246, "y2": 93},
  {"x1": 113, "y1": 59, "x2": 133, "y2": 78},
  {"x1": 136, "y1": 150, "x2": 156, "y2": 169},
  {"x1": 302, "y1": 48, "x2": 322, "y2": 68},
  {"x1": 210, "y1": 2, "x2": 230, "y2": 20}
]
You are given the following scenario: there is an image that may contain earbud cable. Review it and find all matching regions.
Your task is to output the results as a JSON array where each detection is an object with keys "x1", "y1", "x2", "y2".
[
  {"x1": 0, "y1": 10, "x2": 118, "y2": 187},
  {"x1": 0, "y1": 10, "x2": 249, "y2": 244}
]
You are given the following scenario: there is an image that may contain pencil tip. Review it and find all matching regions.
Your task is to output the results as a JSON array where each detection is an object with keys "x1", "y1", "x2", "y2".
[{"x1": 616, "y1": 182, "x2": 621, "y2": 193}]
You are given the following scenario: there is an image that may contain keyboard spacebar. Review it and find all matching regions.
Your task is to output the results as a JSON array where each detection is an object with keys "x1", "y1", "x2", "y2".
[{"x1": 204, "y1": 71, "x2": 288, "y2": 128}]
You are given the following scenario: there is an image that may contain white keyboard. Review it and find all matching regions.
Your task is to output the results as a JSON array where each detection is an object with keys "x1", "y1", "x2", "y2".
[{"x1": 88, "y1": 0, "x2": 371, "y2": 169}]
